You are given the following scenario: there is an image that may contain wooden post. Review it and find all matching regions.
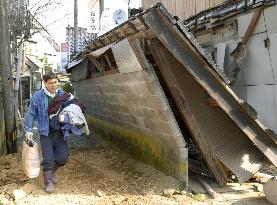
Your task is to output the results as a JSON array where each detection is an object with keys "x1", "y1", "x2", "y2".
[
  {"x1": 0, "y1": 97, "x2": 6, "y2": 154},
  {"x1": 0, "y1": 0, "x2": 17, "y2": 154}
]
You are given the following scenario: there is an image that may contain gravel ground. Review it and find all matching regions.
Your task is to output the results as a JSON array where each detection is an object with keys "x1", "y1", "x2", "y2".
[{"x1": 0, "y1": 139, "x2": 274, "y2": 205}]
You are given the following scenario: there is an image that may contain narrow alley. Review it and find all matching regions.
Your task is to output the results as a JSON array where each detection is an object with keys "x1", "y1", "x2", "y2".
[
  {"x1": 0, "y1": 141, "x2": 274, "y2": 205},
  {"x1": 1, "y1": 0, "x2": 277, "y2": 204}
]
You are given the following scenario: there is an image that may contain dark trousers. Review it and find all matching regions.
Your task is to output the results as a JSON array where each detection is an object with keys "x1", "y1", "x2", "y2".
[{"x1": 40, "y1": 128, "x2": 69, "y2": 171}]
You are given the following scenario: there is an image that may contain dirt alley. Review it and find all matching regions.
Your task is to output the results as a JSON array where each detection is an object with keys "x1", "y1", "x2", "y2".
[{"x1": 0, "y1": 140, "x2": 273, "y2": 205}]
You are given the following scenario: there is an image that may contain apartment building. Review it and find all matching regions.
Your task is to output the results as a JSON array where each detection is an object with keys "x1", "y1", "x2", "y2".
[{"x1": 65, "y1": 26, "x2": 96, "y2": 62}]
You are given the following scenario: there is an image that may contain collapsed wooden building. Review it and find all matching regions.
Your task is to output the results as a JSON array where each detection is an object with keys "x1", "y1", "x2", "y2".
[
  {"x1": 185, "y1": 0, "x2": 277, "y2": 136},
  {"x1": 67, "y1": 3, "x2": 277, "y2": 187}
]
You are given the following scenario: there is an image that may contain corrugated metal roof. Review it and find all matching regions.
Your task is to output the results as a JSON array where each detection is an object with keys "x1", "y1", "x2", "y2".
[{"x1": 184, "y1": 0, "x2": 277, "y2": 30}]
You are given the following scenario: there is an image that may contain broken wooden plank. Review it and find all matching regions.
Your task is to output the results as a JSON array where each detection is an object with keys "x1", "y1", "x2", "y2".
[
  {"x1": 104, "y1": 54, "x2": 113, "y2": 69},
  {"x1": 88, "y1": 54, "x2": 106, "y2": 72}
]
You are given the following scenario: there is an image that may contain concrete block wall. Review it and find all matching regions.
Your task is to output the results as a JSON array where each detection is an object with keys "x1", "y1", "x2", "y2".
[{"x1": 73, "y1": 68, "x2": 188, "y2": 181}]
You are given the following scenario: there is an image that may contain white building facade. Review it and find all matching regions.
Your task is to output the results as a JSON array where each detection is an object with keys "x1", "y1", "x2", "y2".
[
  {"x1": 91, "y1": 0, "x2": 142, "y2": 35},
  {"x1": 24, "y1": 27, "x2": 60, "y2": 73}
]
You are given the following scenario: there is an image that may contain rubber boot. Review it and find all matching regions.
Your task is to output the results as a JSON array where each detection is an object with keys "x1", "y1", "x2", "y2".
[
  {"x1": 43, "y1": 170, "x2": 54, "y2": 193},
  {"x1": 52, "y1": 165, "x2": 61, "y2": 184}
]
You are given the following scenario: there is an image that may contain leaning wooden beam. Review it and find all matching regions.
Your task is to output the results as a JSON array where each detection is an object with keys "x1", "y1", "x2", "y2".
[{"x1": 104, "y1": 54, "x2": 113, "y2": 69}]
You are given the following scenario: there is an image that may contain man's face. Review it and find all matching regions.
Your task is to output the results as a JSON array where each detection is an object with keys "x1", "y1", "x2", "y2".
[{"x1": 44, "y1": 78, "x2": 58, "y2": 94}]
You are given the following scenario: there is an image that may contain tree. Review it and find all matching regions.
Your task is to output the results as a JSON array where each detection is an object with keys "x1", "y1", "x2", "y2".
[
  {"x1": 0, "y1": 0, "x2": 17, "y2": 154},
  {"x1": 0, "y1": 0, "x2": 69, "y2": 154},
  {"x1": 8, "y1": 0, "x2": 69, "y2": 89},
  {"x1": 37, "y1": 56, "x2": 53, "y2": 75},
  {"x1": 8, "y1": 0, "x2": 68, "y2": 57}
]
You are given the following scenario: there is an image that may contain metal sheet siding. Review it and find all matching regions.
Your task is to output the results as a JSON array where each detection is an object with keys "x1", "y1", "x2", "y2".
[
  {"x1": 142, "y1": 0, "x2": 224, "y2": 19},
  {"x1": 264, "y1": 4, "x2": 277, "y2": 34},
  {"x1": 237, "y1": 10, "x2": 266, "y2": 38},
  {"x1": 235, "y1": 33, "x2": 273, "y2": 85},
  {"x1": 269, "y1": 33, "x2": 277, "y2": 83},
  {"x1": 111, "y1": 39, "x2": 143, "y2": 73},
  {"x1": 187, "y1": 79, "x2": 264, "y2": 183}
]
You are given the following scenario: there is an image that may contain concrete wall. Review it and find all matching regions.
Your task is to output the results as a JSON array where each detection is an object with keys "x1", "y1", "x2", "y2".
[
  {"x1": 73, "y1": 70, "x2": 187, "y2": 180},
  {"x1": 71, "y1": 39, "x2": 187, "y2": 181},
  {"x1": 67, "y1": 134, "x2": 96, "y2": 149}
]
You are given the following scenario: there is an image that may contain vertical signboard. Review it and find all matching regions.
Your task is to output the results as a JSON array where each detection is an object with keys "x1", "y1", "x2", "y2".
[
  {"x1": 88, "y1": 0, "x2": 100, "y2": 33},
  {"x1": 60, "y1": 42, "x2": 69, "y2": 72}
]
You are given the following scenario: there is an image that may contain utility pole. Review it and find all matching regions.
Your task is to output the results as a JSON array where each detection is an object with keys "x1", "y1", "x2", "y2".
[
  {"x1": 74, "y1": 0, "x2": 78, "y2": 54},
  {"x1": 0, "y1": 0, "x2": 17, "y2": 154}
]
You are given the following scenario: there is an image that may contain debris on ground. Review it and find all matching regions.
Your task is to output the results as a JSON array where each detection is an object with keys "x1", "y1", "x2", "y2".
[{"x1": 263, "y1": 177, "x2": 277, "y2": 205}]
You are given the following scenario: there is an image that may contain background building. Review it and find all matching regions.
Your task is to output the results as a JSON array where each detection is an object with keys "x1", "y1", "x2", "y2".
[
  {"x1": 89, "y1": 0, "x2": 225, "y2": 36},
  {"x1": 17, "y1": 19, "x2": 61, "y2": 115},
  {"x1": 24, "y1": 19, "x2": 60, "y2": 74},
  {"x1": 185, "y1": 1, "x2": 277, "y2": 132},
  {"x1": 98, "y1": 0, "x2": 129, "y2": 35},
  {"x1": 65, "y1": 26, "x2": 96, "y2": 62},
  {"x1": 141, "y1": 0, "x2": 224, "y2": 20}
]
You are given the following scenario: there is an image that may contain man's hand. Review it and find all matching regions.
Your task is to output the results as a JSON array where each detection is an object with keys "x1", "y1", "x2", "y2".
[{"x1": 25, "y1": 132, "x2": 33, "y2": 141}]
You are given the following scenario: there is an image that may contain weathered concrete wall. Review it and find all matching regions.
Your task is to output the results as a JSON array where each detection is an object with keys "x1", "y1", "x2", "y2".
[
  {"x1": 67, "y1": 134, "x2": 95, "y2": 149},
  {"x1": 73, "y1": 68, "x2": 187, "y2": 181}
]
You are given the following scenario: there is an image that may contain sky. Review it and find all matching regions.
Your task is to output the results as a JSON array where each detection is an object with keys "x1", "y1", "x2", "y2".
[
  {"x1": 28, "y1": 0, "x2": 140, "y2": 45},
  {"x1": 29, "y1": 0, "x2": 93, "y2": 45}
]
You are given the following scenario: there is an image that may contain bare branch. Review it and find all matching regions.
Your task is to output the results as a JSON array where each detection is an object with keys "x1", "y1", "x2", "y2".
[{"x1": 7, "y1": 0, "x2": 67, "y2": 60}]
